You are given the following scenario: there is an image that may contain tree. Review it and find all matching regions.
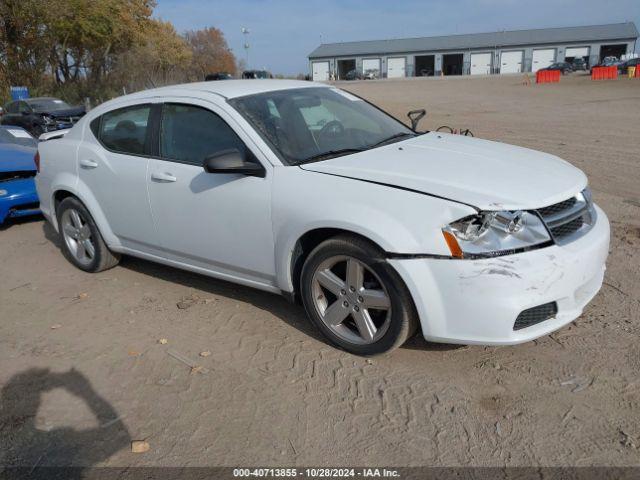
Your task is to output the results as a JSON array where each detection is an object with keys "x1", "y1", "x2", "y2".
[
  {"x1": 114, "y1": 19, "x2": 191, "y2": 91},
  {"x1": 0, "y1": 0, "x2": 52, "y2": 89},
  {"x1": 184, "y1": 27, "x2": 236, "y2": 79}
]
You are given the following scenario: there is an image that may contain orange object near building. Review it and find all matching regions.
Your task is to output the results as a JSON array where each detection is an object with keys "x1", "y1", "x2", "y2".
[
  {"x1": 636, "y1": 66, "x2": 640, "y2": 78},
  {"x1": 536, "y1": 69, "x2": 560, "y2": 84},
  {"x1": 592, "y1": 66, "x2": 618, "y2": 80}
]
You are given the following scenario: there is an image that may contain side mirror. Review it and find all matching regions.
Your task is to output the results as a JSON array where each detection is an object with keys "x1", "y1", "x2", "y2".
[
  {"x1": 203, "y1": 149, "x2": 265, "y2": 178},
  {"x1": 407, "y1": 109, "x2": 426, "y2": 132},
  {"x1": 21, "y1": 110, "x2": 31, "y2": 116}
]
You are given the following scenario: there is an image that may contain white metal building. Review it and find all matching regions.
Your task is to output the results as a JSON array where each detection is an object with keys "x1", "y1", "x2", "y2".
[{"x1": 308, "y1": 23, "x2": 639, "y2": 81}]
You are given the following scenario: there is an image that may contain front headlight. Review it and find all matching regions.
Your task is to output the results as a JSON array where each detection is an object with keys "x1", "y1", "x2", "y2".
[{"x1": 443, "y1": 210, "x2": 551, "y2": 258}]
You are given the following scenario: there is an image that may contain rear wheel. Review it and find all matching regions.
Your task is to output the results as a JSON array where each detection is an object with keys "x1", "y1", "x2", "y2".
[
  {"x1": 56, "y1": 197, "x2": 120, "y2": 272},
  {"x1": 300, "y1": 235, "x2": 418, "y2": 355}
]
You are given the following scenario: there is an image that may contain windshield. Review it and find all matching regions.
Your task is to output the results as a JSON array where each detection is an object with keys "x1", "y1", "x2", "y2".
[
  {"x1": 27, "y1": 98, "x2": 71, "y2": 113},
  {"x1": 0, "y1": 127, "x2": 37, "y2": 147},
  {"x1": 229, "y1": 87, "x2": 414, "y2": 165}
]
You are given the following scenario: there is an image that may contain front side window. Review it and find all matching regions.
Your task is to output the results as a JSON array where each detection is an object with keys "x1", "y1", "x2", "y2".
[
  {"x1": 229, "y1": 87, "x2": 414, "y2": 165},
  {"x1": 18, "y1": 101, "x2": 31, "y2": 114},
  {"x1": 99, "y1": 105, "x2": 151, "y2": 155},
  {"x1": 159, "y1": 103, "x2": 247, "y2": 166}
]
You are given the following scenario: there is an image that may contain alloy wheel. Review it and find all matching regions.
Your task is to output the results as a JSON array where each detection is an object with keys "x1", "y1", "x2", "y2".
[
  {"x1": 311, "y1": 255, "x2": 392, "y2": 345},
  {"x1": 60, "y1": 208, "x2": 95, "y2": 267}
]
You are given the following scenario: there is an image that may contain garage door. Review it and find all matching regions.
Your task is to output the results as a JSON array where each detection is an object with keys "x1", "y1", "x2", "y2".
[
  {"x1": 362, "y1": 58, "x2": 381, "y2": 77},
  {"x1": 470, "y1": 53, "x2": 492, "y2": 75},
  {"x1": 565, "y1": 47, "x2": 590, "y2": 58},
  {"x1": 387, "y1": 57, "x2": 406, "y2": 78},
  {"x1": 312, "y1": 61, "x2": 330, "y2": 81},
  {"x1": 500, "y1": 50, "x2": 523, "y2": 74},
  {"x1": 532, "y1": 49, "x2": 556, "y2": 72}
]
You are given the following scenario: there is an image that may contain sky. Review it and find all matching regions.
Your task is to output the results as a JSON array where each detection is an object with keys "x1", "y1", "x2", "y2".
[{"x1": 154, "y1": 0, "x2": 640, "y2": 75}]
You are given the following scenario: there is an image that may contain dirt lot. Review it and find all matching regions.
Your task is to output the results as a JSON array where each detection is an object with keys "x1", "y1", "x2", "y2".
[{"x1": 1, "y1": 74, "x2": 639, "y2": 468}]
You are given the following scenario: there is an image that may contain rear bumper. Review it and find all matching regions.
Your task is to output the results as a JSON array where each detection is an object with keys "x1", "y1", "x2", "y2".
[
  {"x1": 0, "y1": 178, "x2": 40, "y2": 223},
  {"x1": 390, "y1": 204, "x2": 610, "y2": 345}
]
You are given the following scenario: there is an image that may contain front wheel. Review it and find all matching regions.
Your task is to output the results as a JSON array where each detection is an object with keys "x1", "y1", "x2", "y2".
[{"x1": 300, "y1": 235, "x2": 418, "y2": 355}]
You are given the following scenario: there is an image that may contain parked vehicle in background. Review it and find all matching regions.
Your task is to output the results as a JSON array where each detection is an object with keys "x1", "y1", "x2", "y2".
[
  {"x1": 590, "y1": 56, "x2": 625, "y2": 74},
  {"x1": 36, "y1": 80, "x2": 609, "y2": 355},
  {"x1": 242, "y1": 70, "x2": 272, "y2": 79},
  {"x1": 0, "y1": 126, "x2": 40, "y2": 224},
  {"x1": 363, "y1": 69, "x2": 379, "y2": 80},
  {"x1": 541, "y1": 62, "x2": 574, "y2": 74},
  {"x1": 619, "y1": 58, "x2": 640, "y2": 75},
  {"x1": 344, "y1": 69, "x2": 363, "y2": 80},
  {"x1": 1, "y1": 97, "x2": 85, "y2": 137},
  {"x1": 571, "y1": 57, "x2": 587, "y2": 71},
  {"x1": 205, "y1": 72, "x2": 233, "y2": 81}
]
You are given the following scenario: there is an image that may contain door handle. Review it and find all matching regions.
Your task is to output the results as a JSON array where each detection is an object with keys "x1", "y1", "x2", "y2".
[
  {"x1": 79, "y1": 159, "x2": 98, "y2": 169},
  {"x1": 151, "y1": 172, "x2": 177, "y2": 183}
]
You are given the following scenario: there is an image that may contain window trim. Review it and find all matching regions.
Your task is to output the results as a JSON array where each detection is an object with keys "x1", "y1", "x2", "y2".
[
  {"x1": 93, "y1": 103, "x2": 155, "y2": 158},
  {"x1": 154, "y1": 102, "x2": 260, "y2": 168}
]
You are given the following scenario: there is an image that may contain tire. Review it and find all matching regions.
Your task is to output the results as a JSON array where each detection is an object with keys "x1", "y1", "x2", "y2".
[
  {"x1": 300, "y1": 234, "x2": 418, "y2": 355},
  {"x1": 56, "y1": 196, "x2": 120, "y2": 273}
]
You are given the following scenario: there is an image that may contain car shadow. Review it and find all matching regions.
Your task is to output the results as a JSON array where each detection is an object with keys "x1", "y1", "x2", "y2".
[
  {"x1": 42, "y1": 221, "x2": 62, "y2": 248},
  {"x1": 0, "y1": 368, "x2": 130, "y2": 476},
  {"x1": 42, "y1": 221, "x2": 459, "y2": 353},
  {"x1": 119, "y1": 255, "x2": 461, "y2": 353}
]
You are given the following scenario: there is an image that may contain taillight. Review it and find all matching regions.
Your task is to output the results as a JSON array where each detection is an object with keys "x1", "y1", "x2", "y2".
[{"x1": 34, "y1": 151, "x2": 40, "y2": 173}]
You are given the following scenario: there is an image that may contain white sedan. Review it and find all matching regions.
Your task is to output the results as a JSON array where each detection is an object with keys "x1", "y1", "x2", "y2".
[{"x1": 35, "y1": 80, "x2": 610, "y2": 355}]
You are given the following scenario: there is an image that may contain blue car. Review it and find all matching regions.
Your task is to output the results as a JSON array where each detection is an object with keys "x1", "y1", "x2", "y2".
[{"x1": 0, "y1": 126, "x2": 40, "y2": 224}]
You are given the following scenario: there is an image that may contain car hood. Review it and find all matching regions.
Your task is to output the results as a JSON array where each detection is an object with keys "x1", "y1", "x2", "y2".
[
  {"x1": 300, "y1": 132, "x2": 587, "y2": 210},
  {"x1": 0, "y1": 144, "x2": 37, "y2": 174}
]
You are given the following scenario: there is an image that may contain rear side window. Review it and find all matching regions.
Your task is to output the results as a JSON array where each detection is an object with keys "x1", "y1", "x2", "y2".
[
  {"x1": 160, "y1": 103, "x2": 247, "y2": 166},
  {"x1": 99, "y1": 105, "x2": 151, "y2": 155},
  {"x1": 5, "y1": 102, "x2": 18, "y2": 114}
]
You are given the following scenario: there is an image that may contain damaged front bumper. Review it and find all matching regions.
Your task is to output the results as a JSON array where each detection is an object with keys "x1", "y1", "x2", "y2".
[
  {"x1": 390, "y1": 204, "x2": 610, "y2": 345},
  {"x1": 0, "y1": 177, "x2": 41, "y2": 224}
]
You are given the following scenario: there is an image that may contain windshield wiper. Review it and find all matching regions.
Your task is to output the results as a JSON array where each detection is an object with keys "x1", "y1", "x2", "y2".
[
  {"x1": 368, "y1": 132, "x2": 416, "y2": 149},
  {"x1": 295, "y1": 148, "x2": 364, "y2": 165}
]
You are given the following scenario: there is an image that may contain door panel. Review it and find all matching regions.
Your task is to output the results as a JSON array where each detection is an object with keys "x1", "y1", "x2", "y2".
[
  {"x1": 147, "y1": 100, "x2": 276, "y2": 286},
  {"x1": 312, "y1": 62, "x2": 330, "y2": 81},
  {"x1": 387, "y1": 57, "x2": 406, "y2": 78},
  {"x1": 532, "y1": 48, "x2": 556, "y2": 72},
  {"x1": 77, "y1": 103, "x2": 157, "y2": 252},
  {"x1": 470, "y1": 53, "x2": 492, "y2": 75},
  {"x1": 500, "y1": 50, "x2": 523, "y2": 74}
]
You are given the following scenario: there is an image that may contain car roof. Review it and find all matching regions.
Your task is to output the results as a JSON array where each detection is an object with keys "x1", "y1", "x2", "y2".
[
  {"x1": 123, "y1": 79, "x2": 326, "y2": 101},
  {"x1": 25, "y1": 97, "x2": 61, "y2": 102}
]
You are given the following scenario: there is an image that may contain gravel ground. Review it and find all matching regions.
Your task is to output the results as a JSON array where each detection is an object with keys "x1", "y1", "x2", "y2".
[{"x1": 1, "y1": 74, "x2": 639, "y2": 468}]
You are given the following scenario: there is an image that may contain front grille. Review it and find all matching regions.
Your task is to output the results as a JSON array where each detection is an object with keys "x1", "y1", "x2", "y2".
[
  {"x1": 536, "y1": 194, "x2": 593, "y2": 243},
  {"x1": 0, "y1": 170, "x2": 36, "y2": 182},
  {"x1": 514, "y1": 302, "x2": 558, "y2": 330},
  {"x1": 12, "y1": 202, "x2": 39, "y2": 211},
  {"x1": 550, "y1": 216, "x2": 583, "y2": 238},
  {"x1": 537, "y1": 197, "x2": 577, "y2": 217}
]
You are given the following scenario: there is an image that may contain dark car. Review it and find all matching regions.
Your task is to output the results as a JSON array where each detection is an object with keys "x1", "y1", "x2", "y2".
[
  {"x1": 242, "y1": 70, "x2": 272, "y2": 79},
  {"x1": 541, "y1": 62, "x2": 574, "y2": 74},
  {"x1": 571, "y1": 57, "x2": 587, "y2": 71},
  {"x1": 205, "y1": 72, "x2": 233, "y2": 81},
  {"x1": 344, "y1": 69, "x2": 363, "y2": 80},
  {"x1": 619, "y1": 58, "x2": 640, "y2": 75},
  {"x1": 0, "y1": 97, "x2": 85, "y2": 137},
  {"x1": 0, "y1": 126, "x2": 40, "y2": 224}
]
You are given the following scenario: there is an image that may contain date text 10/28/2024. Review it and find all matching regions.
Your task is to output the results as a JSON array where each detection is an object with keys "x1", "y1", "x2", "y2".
[{"x1": 233, "y1": 468, "x2": 400, "y2": 478}]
